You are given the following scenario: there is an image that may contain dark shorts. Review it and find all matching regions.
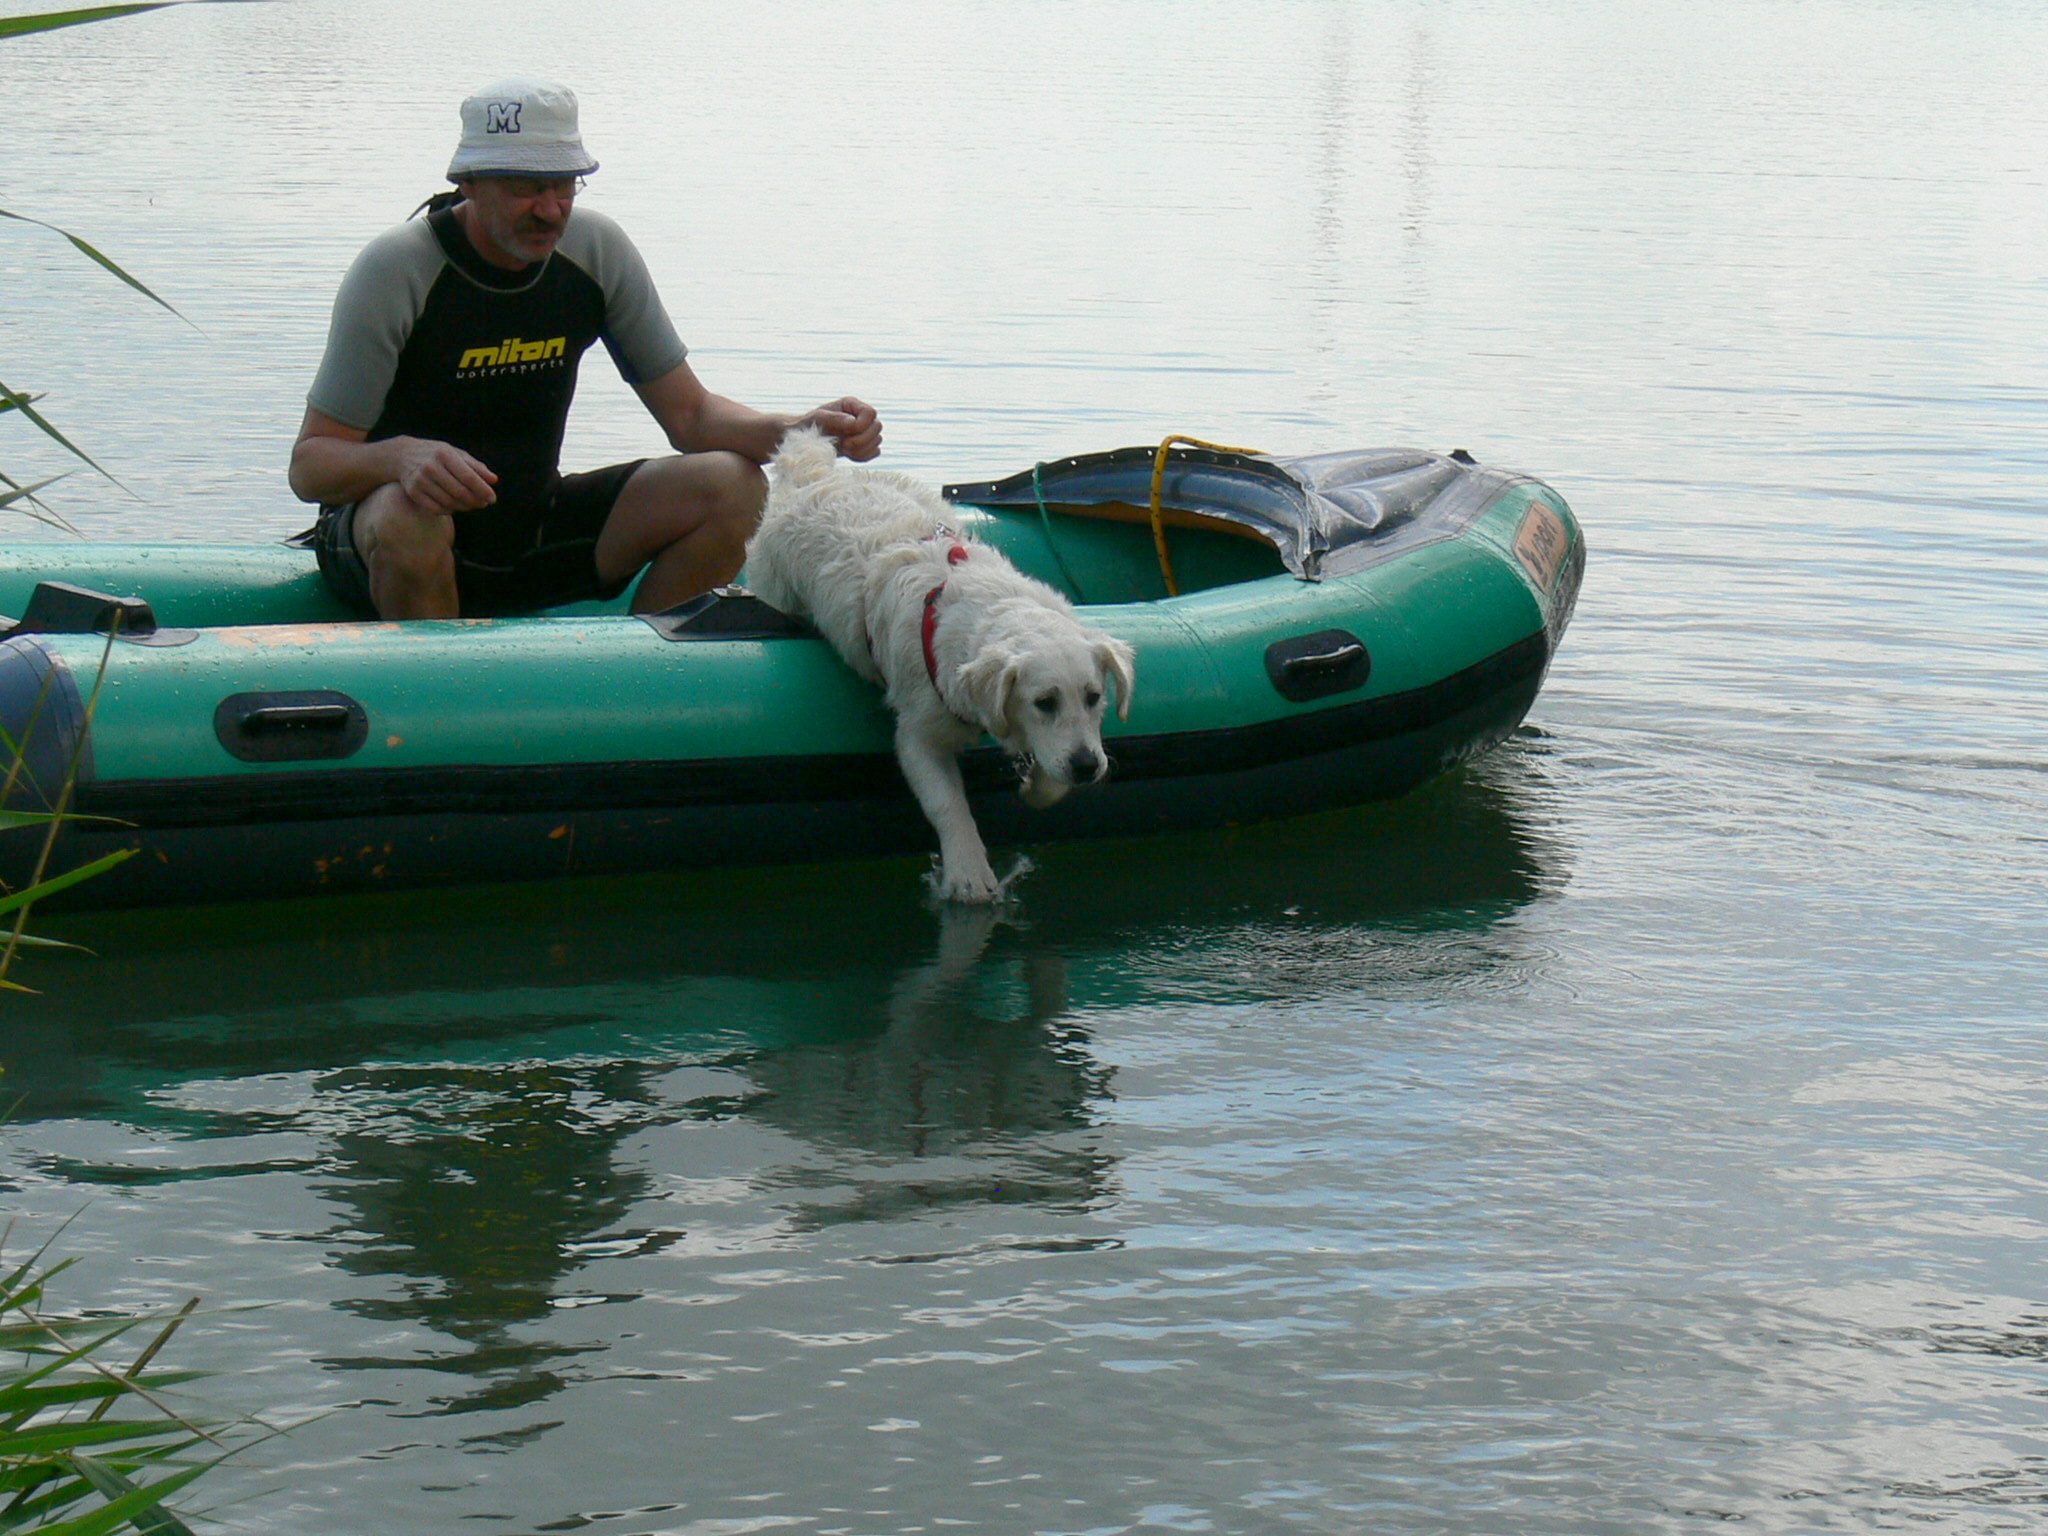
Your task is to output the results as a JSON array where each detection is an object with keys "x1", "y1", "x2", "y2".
[{"x1": 313, "y1": 459, "x2": 649, "y2": 618}]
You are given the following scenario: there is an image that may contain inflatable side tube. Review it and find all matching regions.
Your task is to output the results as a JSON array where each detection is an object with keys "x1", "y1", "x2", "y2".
[{"x1": 0, "y1": 635, "x2": 92, "y2": 812}]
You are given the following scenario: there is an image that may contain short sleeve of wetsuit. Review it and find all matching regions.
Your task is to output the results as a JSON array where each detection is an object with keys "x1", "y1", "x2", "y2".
[
  {"x1": 306, "y1": 220, "x2": 447, "y2": 431},
  {"x1": 554, "y1": 208, "x2": 690, "y2": 385}
]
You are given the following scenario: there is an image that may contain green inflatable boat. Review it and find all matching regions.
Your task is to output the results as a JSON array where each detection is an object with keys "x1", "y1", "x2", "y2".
[{"x1": 0, "y1": 441, "x2": 1583, "y2": 909}]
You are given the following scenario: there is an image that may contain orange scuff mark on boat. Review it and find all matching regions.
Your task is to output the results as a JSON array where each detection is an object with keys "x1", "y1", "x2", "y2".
[
  {"x1": 214, "y1": 622, "x2": 403, "y2": 647},
  {"x1": 386, "y1": 735, "x2": 403, "y2": 749},
  {"x1": 548, "y1": 824, "x2": 569, "y2": 839}
]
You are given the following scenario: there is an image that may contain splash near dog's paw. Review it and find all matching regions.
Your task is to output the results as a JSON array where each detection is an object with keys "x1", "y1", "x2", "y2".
[
  {"x1": 923, "y1": 852, "x2": 1035, "y2": 906},
  {"x1": 995, "y1": 854, "x2": 1036, "y2": 900}
]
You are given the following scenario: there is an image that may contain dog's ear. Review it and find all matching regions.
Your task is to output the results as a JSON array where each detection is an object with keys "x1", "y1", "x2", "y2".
[
  {"x1": 1096, "y1": 636, "x2": 1136, "y2": 721},
  {"x1": 954, "y1": 646, "x2": 1020, "y2": 733}
]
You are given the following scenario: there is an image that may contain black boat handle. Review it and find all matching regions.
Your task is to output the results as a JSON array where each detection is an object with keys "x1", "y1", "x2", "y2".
[
  {"x1": 240, "y1": 703, "x2": 355, "y2": 732},
  {"x1": 215, "y1": 690, "x2": 368, "y2": 762},
  {"x1": 1264, "y1": 628, "x2": 1371, "y2": 702}
]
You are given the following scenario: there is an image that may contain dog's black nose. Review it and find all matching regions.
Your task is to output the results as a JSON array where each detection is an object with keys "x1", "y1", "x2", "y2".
[{"x1": 1067, "y1": 748, "x2": 1102, "y2": 782}]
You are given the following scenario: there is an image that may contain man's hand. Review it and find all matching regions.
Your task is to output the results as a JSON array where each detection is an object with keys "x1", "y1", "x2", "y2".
[
  {"x1": 394, "y1": 438, "x2": 499, "y2": 512},
  {"x1": 290, "y1": 406, "x2": 500, "y2": 512},
  {"x1": 803, "y1": 397, "x2": 882, "y2": 461},
  {"x1": 630, "y1": 366, "x2": 884, "y2": 465}
]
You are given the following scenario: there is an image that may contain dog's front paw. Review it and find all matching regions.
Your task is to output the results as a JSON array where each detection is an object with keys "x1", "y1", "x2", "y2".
[
  {"x1": 934, "y1": 854, "x2": 1003, "y2": 904},
  {"x1": 1019, "y1": 765, "x2": 1071, "y2": 810}
]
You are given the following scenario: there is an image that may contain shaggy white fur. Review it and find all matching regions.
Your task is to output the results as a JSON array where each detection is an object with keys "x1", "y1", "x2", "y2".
[{"x1": 748, "y1": 427, "x2": 1136, "y2": 903}]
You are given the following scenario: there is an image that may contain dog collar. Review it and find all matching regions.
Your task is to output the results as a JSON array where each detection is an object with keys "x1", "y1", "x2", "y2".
[{"x1": 921, "y1": 540, "x2": 971, "y2": 686}]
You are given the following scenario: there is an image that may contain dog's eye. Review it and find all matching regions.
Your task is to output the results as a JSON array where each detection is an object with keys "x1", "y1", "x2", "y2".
[
  {"x1": 1034, "y1": 693, "x2": 1059, "y2": 715},
  {"x1": 1084, "y1": 689, "x2": 1102, "y2": 710}
]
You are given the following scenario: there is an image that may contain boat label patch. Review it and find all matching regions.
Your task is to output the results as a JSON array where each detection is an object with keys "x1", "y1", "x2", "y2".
[{"x1": 1513, "y1": 499, "x2": 1569, "y2": 590}]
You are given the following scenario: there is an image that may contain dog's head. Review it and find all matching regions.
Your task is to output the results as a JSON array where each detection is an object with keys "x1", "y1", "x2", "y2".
[{"x1": 956, "y1": 610, "x2": 1135, "y2": 803}]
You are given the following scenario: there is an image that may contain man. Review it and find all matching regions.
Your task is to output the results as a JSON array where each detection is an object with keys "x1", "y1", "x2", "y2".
[{"x1": 290, "y1": 77, "x2": 880, "y2": 619}]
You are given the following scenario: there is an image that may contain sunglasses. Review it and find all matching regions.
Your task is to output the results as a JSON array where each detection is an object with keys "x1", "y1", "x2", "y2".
[{"x1": 480, "y1": 175, "x2": 588, "y2": 202}]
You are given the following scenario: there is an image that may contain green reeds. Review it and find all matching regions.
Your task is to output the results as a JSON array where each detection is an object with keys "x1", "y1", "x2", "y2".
[
  {"x1": 0, "y1": 625, "x2": 135, "y2": 993},
  {"x1": 0, "y1": 1222, "x2": 243, "y2": 1535},
  {"x1": 1, "y1": 1, "x2": 225, "y2": 971},
  {"x1": 3, "y1": 13, "x2": 272, "y2": 1529},
  {"x1": 2, "y1": 3, "x2": 216, "y2": 527}
]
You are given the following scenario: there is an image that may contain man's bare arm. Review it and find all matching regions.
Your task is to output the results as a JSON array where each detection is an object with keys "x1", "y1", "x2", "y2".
[
  {"x1": 633, "y1": 362, "x2": 882, "y2": 464},
  {"x1": 288, "y1": 406, "x2": 499, "y2": 511}
]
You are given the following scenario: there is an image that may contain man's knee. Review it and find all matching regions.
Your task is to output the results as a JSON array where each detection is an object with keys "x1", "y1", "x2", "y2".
[
  {"x1": 356, "y1": 486, "x2": 455, "y2": 574},
  {"x1": 678, "y1": 451, "x2": 765, "y2": 558},
  {"x1": 704, "y1": 451, "x2": 767, "y2": 531}
]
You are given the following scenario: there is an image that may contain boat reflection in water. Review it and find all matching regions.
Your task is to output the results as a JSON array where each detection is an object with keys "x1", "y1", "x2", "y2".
[{"x1": 2, "y1": 754, "x2": 1567, "y2": 1414}]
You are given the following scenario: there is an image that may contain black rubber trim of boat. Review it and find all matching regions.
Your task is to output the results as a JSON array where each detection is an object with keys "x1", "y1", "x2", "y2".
[
  {"x1": 0, "y1": 580, "x2": 199, "y2": 647},
  {"x1": 73, "y1": 630, "x2": 1549, "y2": 831},
  {"x1": 638, "y1": 588, "x2": 814, "y2": 642}
]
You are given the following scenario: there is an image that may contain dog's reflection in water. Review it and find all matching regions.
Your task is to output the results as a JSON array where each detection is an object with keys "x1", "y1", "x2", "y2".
[
  {"x1": 739, "y1": 903, "x2": 1113, "y2": 1225},
  {"x1": 881, "y1": 897, "x2": 1059, "y2": 1040}
]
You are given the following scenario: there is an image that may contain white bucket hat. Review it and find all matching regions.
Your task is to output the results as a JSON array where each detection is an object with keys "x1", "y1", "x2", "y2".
[{"x1": 446, "y1": 77, "x2": 600, "y2": 181}]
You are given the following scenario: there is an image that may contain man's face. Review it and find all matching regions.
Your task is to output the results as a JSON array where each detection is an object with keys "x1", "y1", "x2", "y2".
[{"x1": 457, "y1": 175, "x2": 581, "y2": 268}]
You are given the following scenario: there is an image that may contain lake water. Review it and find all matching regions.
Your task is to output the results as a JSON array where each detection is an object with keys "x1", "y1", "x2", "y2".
[{"x1": 4, "y1": 1, "x2": 2047, "y2": 1531}]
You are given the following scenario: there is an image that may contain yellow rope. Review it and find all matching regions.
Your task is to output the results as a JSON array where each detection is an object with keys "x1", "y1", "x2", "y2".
[{"x1": 1148, "y1": 434, "x2": 1263, "y2": 597}]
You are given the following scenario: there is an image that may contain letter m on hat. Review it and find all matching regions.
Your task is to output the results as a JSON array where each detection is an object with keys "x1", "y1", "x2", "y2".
[{"x1": 485, "y1": 101, "x2": 522, "y2": 134}]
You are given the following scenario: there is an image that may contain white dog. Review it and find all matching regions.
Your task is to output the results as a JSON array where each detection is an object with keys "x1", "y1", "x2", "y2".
[{"x1": 747, "y1": 427, "x2": 1136, "y2": 903}]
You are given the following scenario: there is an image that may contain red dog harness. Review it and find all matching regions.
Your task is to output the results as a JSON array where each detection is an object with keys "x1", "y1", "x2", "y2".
[{"x1": 922, "y1": 536, "x2": 971, "y2": 686}]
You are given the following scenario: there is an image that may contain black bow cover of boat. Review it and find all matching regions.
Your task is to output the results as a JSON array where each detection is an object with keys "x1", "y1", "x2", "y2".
[{"x1": 943, "y1": 444, "x2": 1527, "y2": 580}]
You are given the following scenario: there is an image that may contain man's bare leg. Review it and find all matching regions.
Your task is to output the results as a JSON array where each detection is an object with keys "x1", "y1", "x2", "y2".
[
  {"x1": 352, "y1": 482, "x2": 460, "y2": 619},
  {"x1": 595, "y1": 452, "x2": 767, "y2": 613}
]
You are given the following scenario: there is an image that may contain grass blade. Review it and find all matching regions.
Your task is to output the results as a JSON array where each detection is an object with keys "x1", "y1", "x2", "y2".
[
  {"x1": 24, "y1": 1460, "x2": 209, "y2": 1536},
  {"x1": 0, "y1": 473, "x2": 82, "y2": 532},
  {"x1": 67, "y1": 1455, "x2": 203, "y2": 1536},
  {"x1": 1, "y1": 1420, "x2": 201, "y2": 1459},
  {"x1": 85, "y1": 1300, "x2": 198, "y2": 1426},
  {"x1": 0, "y1": 1238, "x2": 75, "y2": 1306},
  {"x1": 0, "y1": 208, "x2": 188, "y2": 326},
  {"x1": 0, "y1": 473, "x2": 72, "y2": 511},
  {"x1": 0, "y1": 933, "x2": 85, "y2": 952},
  {"x1": 0, "y1": 0, "x2": 271, "y2": 39},
  {"x1": 0, "y1": 493, "x2": 71, "y2": 536},
  {"x1": 0, "y1": 810, "x2": 135, "y2": 833},
  {"x1": 0, "y1": 811, "x2": 65, "y2": 831},
  {"x1": 0, "y1": 374, "x2": 125, "y2": 489},
  {"x1": 0, "y1": 5, "x2": 176, "y2": 38},
  {"x1": 0, "y1": 847, "x2": 137, "y2": 918}
]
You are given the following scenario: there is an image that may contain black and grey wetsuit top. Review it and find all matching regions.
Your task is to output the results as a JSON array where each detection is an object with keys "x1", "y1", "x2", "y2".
[{"x1": 306, "y1": 204, "x2": 688, "y2": 560}]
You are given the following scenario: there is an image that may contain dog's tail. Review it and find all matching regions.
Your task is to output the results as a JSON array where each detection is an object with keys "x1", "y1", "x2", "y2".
[{"x1": 771, "y1": 423, "x2": 842, "y2": 488}]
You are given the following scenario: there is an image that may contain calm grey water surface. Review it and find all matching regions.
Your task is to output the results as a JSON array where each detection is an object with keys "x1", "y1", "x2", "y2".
[{"x1": 4, "y1": 2, "x2": 2048, "y2": 1532}]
